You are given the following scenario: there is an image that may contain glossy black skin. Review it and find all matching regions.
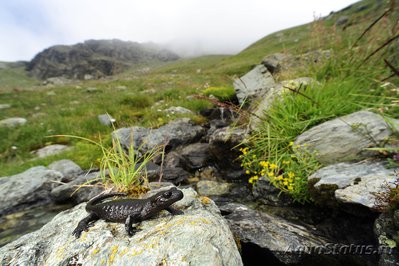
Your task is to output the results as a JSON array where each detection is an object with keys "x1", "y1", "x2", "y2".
[{"x1": 72, "y1": 187, "x2": 184, "y2": 238}]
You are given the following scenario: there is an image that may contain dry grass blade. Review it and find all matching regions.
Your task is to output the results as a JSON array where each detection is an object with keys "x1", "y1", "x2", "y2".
[
  {"x1": 384, "y1": 59, "x2": 399, "y2": 77},
  {"x1": 360, "y1": 33, "x2": 399, "y2": 65}
]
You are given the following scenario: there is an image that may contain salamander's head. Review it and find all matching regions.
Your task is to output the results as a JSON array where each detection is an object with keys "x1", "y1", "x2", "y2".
[{"x1": 151, "y1": 187, "x2": 184, "y2": 208}]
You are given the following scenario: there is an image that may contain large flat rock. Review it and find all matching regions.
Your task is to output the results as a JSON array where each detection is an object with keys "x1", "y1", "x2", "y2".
[
  {"x1": 295, "y1": 111, "x2": 399, "y2": 164},
  {"x1": 309, "y1": 160, "x2": 397, "y2": 209},
  {"x1": 1, "y1": 188, "x2": 242, "y2": 266}
]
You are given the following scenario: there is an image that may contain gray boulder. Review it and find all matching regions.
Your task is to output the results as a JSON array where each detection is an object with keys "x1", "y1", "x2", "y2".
[
  {"x1": 309, "y1": 160, "x2": 397, "y2": 209},
  {"x1": 113, "y1": 118, "x2": 205, "y2": 153},
  {"x1": 295, "y1": 111, "x2": 399, "y2": 164},
  {"x1": 0, "y1": 117, "x2": 27, "y2": 127},
  {"x1": 250, "y1": 77, "x2": 316, "y2": 129},
  {"x1": 336, "y1": 16, "x2": 349, "y2": 26},
  {"x1": 48, "y1": 159, "x2": 82, "y2": 182},
  {"x1": 32, "y1": 144, "x2": 71, "y2": 158},
  {"x1": 97, "y1": 114, "x2": 116, "y2": 126},
  {"x1": 0, "y1": 166, "x2": 63, "y2": 215},
  {"x1": 252, "y1": 176, "x2": 294, "y2": 206},
  {"x1": 179, "y1": 143, "x2": 212, "y2": 170},
  {"x1": 0, "y1": 188, "x2": 243, "y2": 266},
  {"x1": 50, "y1": 171, "x2": 103, "y2": 204},
  {"x1": 233, "y1": 64, "x2": 276, "y2": 104},
  {"x1": 221, "y1": 203, "x2": 328, "y2": 264},
  {"x1": 262, "y1": 50, "x2": 331, "y2": 74}
]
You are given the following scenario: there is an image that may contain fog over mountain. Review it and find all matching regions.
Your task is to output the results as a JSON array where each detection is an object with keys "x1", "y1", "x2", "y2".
[{"x1": 0, "y1": 0, "x2": 359, "y2": 61}]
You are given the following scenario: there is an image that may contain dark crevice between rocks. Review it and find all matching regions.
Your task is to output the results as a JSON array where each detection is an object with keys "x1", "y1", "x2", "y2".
[{"x1": 240, "y1": 242, "x2": 285, "y2": 266}]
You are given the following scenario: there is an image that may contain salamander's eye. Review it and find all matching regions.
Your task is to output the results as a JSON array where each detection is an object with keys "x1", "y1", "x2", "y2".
[{"x1": 163, "y1": 191, "x2": 172, "y2": 198}]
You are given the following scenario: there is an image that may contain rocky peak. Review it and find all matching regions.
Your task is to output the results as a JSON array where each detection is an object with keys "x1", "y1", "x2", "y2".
[{"x1": 27, "y1": 39, "x2": 179, "y2": 80}]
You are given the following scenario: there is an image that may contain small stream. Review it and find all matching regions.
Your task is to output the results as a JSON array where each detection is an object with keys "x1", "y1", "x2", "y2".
[{"x1": 0, "y1": 203, "x2": 72, "y2": 247}]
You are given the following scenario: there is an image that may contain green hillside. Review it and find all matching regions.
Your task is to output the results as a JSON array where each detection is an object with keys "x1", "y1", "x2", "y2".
[{"x1": 0, "y1": 0, "x2": 398, "y2": 176}]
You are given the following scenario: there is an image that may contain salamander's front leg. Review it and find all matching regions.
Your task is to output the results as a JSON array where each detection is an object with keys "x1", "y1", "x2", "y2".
[
  {"x1": 72, "y1": 213, "x2": 99, "y2": 238},
  {"x1": 125, "y1": 215, "x2": 141, "y2": 236},
  {"x1": 165, "y1": 206, "x2": 184, "y2": 215}
]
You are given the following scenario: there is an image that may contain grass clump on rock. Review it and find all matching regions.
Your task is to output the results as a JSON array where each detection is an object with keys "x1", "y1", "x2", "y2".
[{"x1": 202, "y1": 86, "x2": 236, "y2": 101}]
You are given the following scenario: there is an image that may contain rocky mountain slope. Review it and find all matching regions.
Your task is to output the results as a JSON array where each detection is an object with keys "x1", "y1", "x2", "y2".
[{"x1": 27, "y1": 39, "x2": 179, "y2": 80}]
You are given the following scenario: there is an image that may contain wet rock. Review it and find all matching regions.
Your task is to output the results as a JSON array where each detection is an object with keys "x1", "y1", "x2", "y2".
[
  {"x1": 0, "y1": 117, "x2": 27, "y2": 127},
  {"x1": 196, "y1": 180, "x2": 234, "y2": 196},
  {"x1": 252, "y1": 176, "x2": 294, "y2": 206},
  {"x1": 179, "y1": 143, "x2": 212, "y2": 170},
  {"x1": 113, "y1": 118, "x2": 205, "y2": 153},
  {"x1": 50, "y1": 171, "x2": 104, "y2": 204},
  {"x1": 97, "y1": 114, "x2": 116, "y2": 126},
  {"x1": 208, "y1": 126, "x2": 247, "y2": 172},
  {"x1": 295, "y1": 111, "x2": 399, "y2": 164},
  {"x1": 0, "y1": 187, "x2": 243, "y2": 266},
  {"x1": 233, "y1": 64, "x2": 276, "y2": 104},
  {"x1": 160, "y1": 167, "x2": 190, "y2": 184},
  {"x1": 31, "y1": 144, "x2": 71, "y2": 158},
  {"x1": 48, "y1": 159, "x2": 82, "y2": 182},
  {"x1": 0, "y1": 166, "x2": 63, "y2": 215},
  {"x1": 309, "y1": 160, "x2": 397, "y2": 209},
  {"x1": 220, "y1": 203, "x2": 328, "y2": 264}
]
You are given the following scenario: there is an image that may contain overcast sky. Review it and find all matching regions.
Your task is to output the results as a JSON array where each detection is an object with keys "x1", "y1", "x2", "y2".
[{"x1": 0, "y1": 0, "x2": 360, "y2": 61}]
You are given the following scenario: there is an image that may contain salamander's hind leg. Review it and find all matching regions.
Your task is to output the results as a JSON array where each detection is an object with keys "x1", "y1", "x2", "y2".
[
  {"x1": 165, "y1": 206, "x2": 184, "y2": 215},
  {"x1": 125, "y1": 215, "x2": 141, "y2": 236},
  {"x1": 72, "y1": 213, "x2": 99, "y2": 238}
]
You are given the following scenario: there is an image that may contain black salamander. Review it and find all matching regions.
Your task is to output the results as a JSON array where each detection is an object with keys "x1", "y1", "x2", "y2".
[{"x1": 72, "y1": 187, "x2": 184, "y2": 238}]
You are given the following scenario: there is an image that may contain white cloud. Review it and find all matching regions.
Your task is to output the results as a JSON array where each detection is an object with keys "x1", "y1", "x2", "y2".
[{"x1": 0, "y1": 0, "x2": 360, "y2": 61}]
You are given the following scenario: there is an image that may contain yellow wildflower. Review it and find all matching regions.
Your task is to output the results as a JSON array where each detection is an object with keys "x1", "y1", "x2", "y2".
[
  {"x1": 288, "y1": 185, "x2": 294, "y2": 191},
  {"x1": 259, "y1": 161, "x2": 269, "y2": 168},
  {"x1": 245, "y1": 170, "x2": 250, "y2": 174},
  {"x1": 276, "y1": 175, "x2": 283, "y2": 181},
  {"x1": 289, "y1": 141, "x2": 294, "y2": 146},
  {"x1": 288, "y1": 172, "x2": 295, "y2": 178},
  {"x1": 269, "y1": 163, "x2": 278, "y2": 170},
  {"x1": 267, "y1": 171, "x2": 275, "y2": 177},
  {"x1": 283, "y1": 180, "x2": 289, "y2": 186},
  {"x1": 282, "y1": 160, "x2": 290, "y2": 165}
]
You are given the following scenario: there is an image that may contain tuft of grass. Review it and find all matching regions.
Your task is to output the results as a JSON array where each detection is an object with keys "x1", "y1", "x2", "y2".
[{"x1": 52, "y1": 134, "x2": 162, "y2": 195}]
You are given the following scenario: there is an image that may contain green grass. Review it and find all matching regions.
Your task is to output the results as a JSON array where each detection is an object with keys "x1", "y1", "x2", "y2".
[{"x1": 0, "y1": 63, "x2": 39, "y2": 91}]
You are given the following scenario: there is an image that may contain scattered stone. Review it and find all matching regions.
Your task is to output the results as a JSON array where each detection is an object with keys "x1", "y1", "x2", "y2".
[
  {"x1": 336, "y1": 16, "x2": 349, "y2": 26},
  {"x1": 97, "y1": 114, "x2": 116, "y2": 126},
  {"x1": 113, "y1": 118, "x2": 205, "y2": 153},
  {"x1": 160, "y1": 167, "x2": 190, "y2": 184},
  {"x1": 0, "y1": 117, "x2": 27, "y2": 127},
  {"x1": 261, "y1": 53, "x2": 290, "y2": 74},
  {"x1": 196, "y1": 180, "x2": 233, "y2": 196},
  {"x1": 115, "y1": 85, "x2": 127, "y2": 90},
  {"x1": 295, "y1": 111, "x2": 399, "y2": 164},
  {"x1": 48, "y1": 159, "x2": 82, "y2": 182},
  {"x1": 31, "y1": 144, "x2": 71, "y2": 158},
  {"x1": 233, "y1": 64, "x2": 276, "y2": 104},
  {"x1": 0, "y1": 166, "x2": 63, "y2": 215},
  {"x1": 164, "y1": 106, "x2": 193, "y2": 115},
  {"x1": 46, "y1": 91, "x2": 56, "y2": 96},
  {"x1": 43, "y1": 77, "x2": 71, "y2": 85},
  {"x1": 85, "y1": 87, "x2": 99, "y2": 93},
  {"x1": 0, "y1": 104, "x2": 11, "y2": 110},
  {"x1": 1, "y1": 188, "x2": 243, "y2": 266},
  {"x1": 308, "y1": 160, "x2": 397, "y2": 209}
]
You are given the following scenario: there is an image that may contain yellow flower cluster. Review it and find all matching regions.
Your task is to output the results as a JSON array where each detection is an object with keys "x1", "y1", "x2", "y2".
[{"x1": 271, "y1": 171, "x2": 296, "y2": 191}]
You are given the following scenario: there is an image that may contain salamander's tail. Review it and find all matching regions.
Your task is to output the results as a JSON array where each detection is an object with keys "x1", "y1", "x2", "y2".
[{"x1": 85, "y1": 192, "x2": 127, "y2": 212}]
